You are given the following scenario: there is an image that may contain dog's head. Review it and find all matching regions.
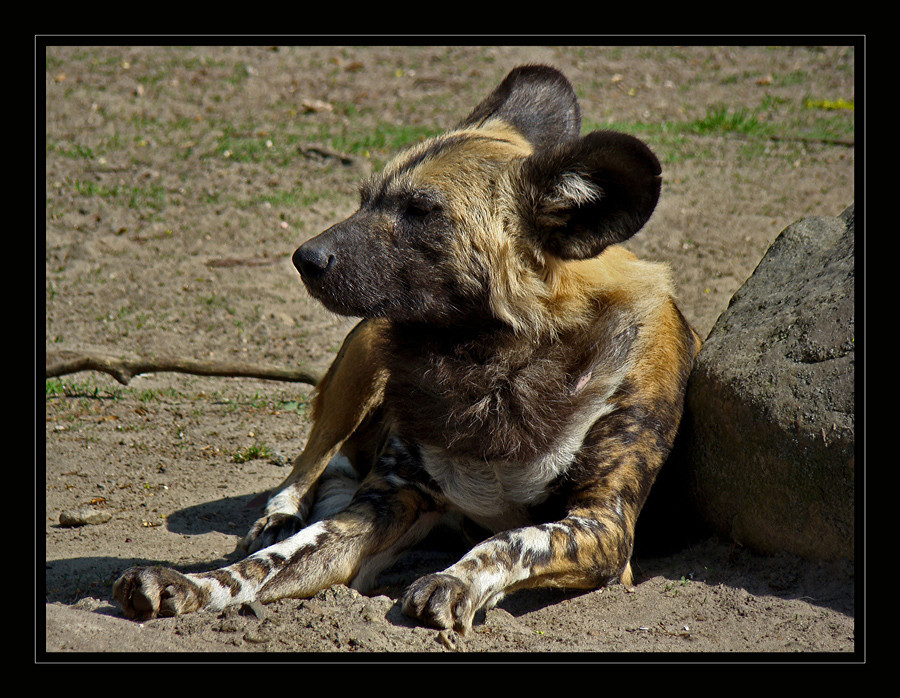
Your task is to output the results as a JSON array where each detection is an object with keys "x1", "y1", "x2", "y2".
[{"x1": 293, "y1": 65, "x2": 661, "y2": 329}]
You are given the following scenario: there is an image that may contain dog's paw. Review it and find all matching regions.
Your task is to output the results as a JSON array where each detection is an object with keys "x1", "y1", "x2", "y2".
[
  {"x1": 401, "y1": 573, "x2": 476, "y2": 634},
  {"x1": 238, "y1": 513, "x2": 304, "y2": 554},
  {"x1": 113, "y1": 566, "x2": 207, "y2": 620}
]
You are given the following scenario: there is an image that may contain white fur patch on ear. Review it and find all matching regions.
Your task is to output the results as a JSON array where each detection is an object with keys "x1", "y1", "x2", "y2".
[
  {"x1": 531, "y1": 171, "x2": 604, "y2": 232},
  {"x1": 548, "y1": 172, "x2": 603, "y2": 211},
  {"x1": 533, "y1": 171, "x2": 603, "y2": 230}
]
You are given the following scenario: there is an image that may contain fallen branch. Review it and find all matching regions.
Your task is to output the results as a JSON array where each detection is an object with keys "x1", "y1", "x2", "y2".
[{"x1": 46, "y1": 350, "x2": 321, "y2": 387}]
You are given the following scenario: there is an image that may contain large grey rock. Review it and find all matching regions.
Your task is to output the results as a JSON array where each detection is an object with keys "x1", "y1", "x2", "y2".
[{"x1": 681, "y1": 205, "x2": 855, "y2": 560}]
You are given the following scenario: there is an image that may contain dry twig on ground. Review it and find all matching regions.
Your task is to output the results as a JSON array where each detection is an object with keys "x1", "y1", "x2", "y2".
[{"x1": 45, "y1": 350, "x2": 321, "y2": 387}]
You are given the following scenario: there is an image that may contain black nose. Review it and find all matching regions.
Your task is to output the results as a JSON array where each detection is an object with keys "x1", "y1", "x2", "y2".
[{"x1": 292, "y1": 239, "x2": 334, "y2": 282}]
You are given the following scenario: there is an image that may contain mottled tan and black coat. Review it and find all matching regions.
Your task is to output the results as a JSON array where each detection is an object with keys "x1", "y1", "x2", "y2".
[{"x1": 114, "y1": 65, "x2": 702, "y2": 632}]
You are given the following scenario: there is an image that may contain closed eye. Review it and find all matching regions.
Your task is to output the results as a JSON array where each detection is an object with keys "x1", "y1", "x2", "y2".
[{"x1": 404, "y1": 197, "x2": 441, "y2": 218}]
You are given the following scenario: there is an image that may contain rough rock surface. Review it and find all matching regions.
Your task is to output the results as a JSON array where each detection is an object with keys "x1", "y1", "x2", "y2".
[{"x1": 681, "y1": 206, "x2": 856, "y2": 560}]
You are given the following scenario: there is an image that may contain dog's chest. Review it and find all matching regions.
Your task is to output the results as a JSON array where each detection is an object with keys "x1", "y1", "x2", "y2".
[
  {"x1": 382, "y1": 321, "x2": 634, "y2": 528},
  {"x1": 417, "y1": 397, "x2": 611, "y2": 530}
]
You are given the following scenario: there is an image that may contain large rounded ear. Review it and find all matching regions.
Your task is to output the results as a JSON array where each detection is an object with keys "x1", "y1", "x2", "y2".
[
  {"x1": 458, "y1": 64, "x2": 581, "y2": 150},
  {"x1": 516, "y1": 130, "x2": 662, "y2": 260}
]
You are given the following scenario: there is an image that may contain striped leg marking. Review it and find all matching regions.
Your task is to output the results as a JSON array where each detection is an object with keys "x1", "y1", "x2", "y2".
[
  {"x1": 239, "y1": 454, "x2": 360, "y2": 554},
  {"x1": 401, "y1": 512, "x2": 632, "y2": 634},
  {"x1": 114, "y1": 463, "x2": 438, "y2": 621},
  {"x1": 114, "y1": 520, "x2": 338, "y2": 620}
]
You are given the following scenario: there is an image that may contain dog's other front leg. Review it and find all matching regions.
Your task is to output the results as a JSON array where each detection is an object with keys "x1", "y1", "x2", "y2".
[
  {"x1": 401, "y1": 499, "x2": 636, "y2": 634},
  {"x1": 115, "y1": 448, "x2": 442, "y2": 620},
  {"x1": 239, "y1": 319, "x2": 388, "y2": 554}
]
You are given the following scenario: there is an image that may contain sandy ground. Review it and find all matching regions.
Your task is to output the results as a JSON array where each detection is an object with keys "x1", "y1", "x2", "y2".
[{"x1": 42, "y1": 44, "x2": 858, "y2": 660}]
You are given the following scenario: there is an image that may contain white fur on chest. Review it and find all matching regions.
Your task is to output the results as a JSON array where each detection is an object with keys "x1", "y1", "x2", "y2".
[{"x1": 420, "y1": 397, "x2": 614, "y2": 531}]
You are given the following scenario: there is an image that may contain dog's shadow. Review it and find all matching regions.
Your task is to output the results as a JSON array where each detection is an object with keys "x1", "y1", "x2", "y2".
[
  {"x1": 163, "y1": 491, "x2": 262, "y2": 537},
  {"x1": 45, "y1": 491, "x2": 264, "y2": 610}
]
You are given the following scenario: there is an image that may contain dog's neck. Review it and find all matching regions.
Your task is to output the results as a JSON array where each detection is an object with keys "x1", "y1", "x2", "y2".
[{"x1": 379, "y1": 315, "x2": 635, "y2": 463}]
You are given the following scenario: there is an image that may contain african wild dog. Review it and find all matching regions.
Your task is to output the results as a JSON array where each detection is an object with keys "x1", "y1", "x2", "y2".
[{"x1": 113, "y1": 65, "x2": 702, "y2": 633}]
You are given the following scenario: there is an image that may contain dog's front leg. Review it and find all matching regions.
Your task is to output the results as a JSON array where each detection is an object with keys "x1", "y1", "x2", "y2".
[
  {"x1": 401, "y1": 502, "x2": 635, "y2": 634},
  {"x1": 114, "y1": 518, "x2": 357, "y2": 620},
  {"x1": 114, "y1": 462, "x2": 441, "y2": 620},
  {"x1": 239, "y1": 319, "x2": 388, "y2": 554}
]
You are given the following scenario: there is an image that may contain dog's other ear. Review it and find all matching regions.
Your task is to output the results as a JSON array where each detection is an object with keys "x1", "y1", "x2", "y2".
[
  {"x1": 458, "y1": 64, "x2": 581, "y2": 150},
  {"x1": 517, "y1": 130, "x2": 662, "y2": 260}
]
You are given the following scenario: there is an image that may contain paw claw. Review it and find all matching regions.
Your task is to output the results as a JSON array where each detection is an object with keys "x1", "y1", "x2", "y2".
[{"x1": 401, "y1": 573, "x2": 474, "y2": 633}]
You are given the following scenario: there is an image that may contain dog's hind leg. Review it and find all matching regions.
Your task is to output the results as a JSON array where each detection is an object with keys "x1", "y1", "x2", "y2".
[
  {"x1": 114, "y1": 438, "x2": 441, "y2": 620},
  {"x1": 239, "y1": 319, "x2": 388, "y2": 553}
]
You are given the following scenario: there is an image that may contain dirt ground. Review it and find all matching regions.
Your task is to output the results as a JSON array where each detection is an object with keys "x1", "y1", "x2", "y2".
[{"x1": 42, "y1": 44, "x2": 858, "y2": 660}]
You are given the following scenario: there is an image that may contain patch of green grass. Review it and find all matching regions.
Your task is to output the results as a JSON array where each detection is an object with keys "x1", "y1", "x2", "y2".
[
  {"x1": 137, "y1": 386, "x2": 184, "y2": 403},
  {"x1": 797, "y1": 99, "x2": 855, "y2": 142},
  {"x1": 73, "y1": 179, "x2": 168, "y2": 212},
  {"x1": 245, "y1": 392, "x2": 270, "y2": 409},
  {"x1": 588, "y1": 92, "x2": 854, "y2": 164},
  {"x1": 73, "y1": 180, "x2": 115, "y2": 198},
  {"x1": 47, "y1": 139, "x2": 96, "y2": 160},
  {"x1": 46, "y1": 378, "x2": 66, "y2": 397},
  {"x1": 232, "y1": 443, "x2": 273, "y2": 463},
  {"x1": 277, "y1": 398, "x2": 308, "y2": 415},
  {"x1": 212, "y1": 127, "x2": 277, "y2": 163},
  {"x1": 688, "y1": 105, "x2": 765, "y2": 136},
  {"x1": 775, "y1": 69, "x2": 812, "y2": 87},
  {"x1": 205, "y1": 118, "x2": 439, "y2": 170},
  {"x1": 103, "y1": 305, "x2": 155, "y2": 333},
  {"x1": 244, "y1": 185, "x2": 321, "y2": 210},
  {"x1": 135, "y1": 68, "x2": 172, "y2": 89},
  {"x1": 585, "y1": 119, "x2": 701, "y2": 164},
  {"x1": 229, "y1": 62, "x2": 252, "y2": 85},
  {"x1": 206, "y1": 124, "x2": 304, "y2": 166},
  {"x1": 46, "y1": 377, "x2": 123, "y2": 400},
  {"x1": 328, "y1": 121, "x2": 438, "y2": 160},
  {"x1": 200, "y1": 294, "x2": 236, "y2": 315}
]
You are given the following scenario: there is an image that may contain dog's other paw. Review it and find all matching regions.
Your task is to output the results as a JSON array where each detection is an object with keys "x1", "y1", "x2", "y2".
[
  {"x1": 401, "y1": 573, "x2": 476, "y2": 634},
  {"x1": 113, "y1": 566, "x2": 207, "y2": 620},
  {"x1": 238, "y1": 513, "x2": 304, "y2": 554}
]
